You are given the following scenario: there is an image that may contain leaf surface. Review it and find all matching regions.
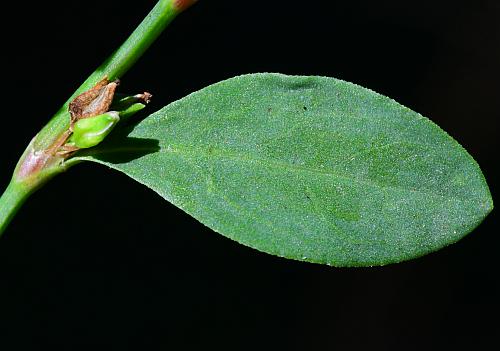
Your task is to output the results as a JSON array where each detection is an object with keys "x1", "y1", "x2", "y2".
[{"x1": 74, "y1": 73, "x2": 493, "y2": 266}]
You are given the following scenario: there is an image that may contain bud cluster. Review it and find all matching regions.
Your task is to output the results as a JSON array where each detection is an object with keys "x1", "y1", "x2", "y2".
[{"x1": 63, "y1": 77, "x2": 151, "y2": 151}]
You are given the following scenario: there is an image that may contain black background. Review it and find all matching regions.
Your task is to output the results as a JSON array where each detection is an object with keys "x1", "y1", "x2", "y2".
[{"x1": 0, "y1": 0, "x2": 498, "y2": 349}]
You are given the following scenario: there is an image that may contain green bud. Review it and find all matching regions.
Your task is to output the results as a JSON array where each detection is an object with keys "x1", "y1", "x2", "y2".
[
  {"x1": 110, "y1": 92, "x2": 151, "y2": 121},
  {"x1": 111, "y1": 92, "x2": 151, "y2": 111},
  {"x1": 118, "y1": 103, "x2": 146, "y2": 119},
  {"x1": 68, "y1": 112, "x2": 120, "y2": 149}
]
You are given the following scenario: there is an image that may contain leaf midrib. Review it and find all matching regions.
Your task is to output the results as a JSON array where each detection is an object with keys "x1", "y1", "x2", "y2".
[{"x1": 78, "y1": 143, "x2": 463, "y2": 203}]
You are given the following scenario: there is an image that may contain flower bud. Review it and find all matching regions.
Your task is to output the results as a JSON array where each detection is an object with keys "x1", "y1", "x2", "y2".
[
  {"x1": 111, "y1": 92, "x2": 151, "y2": 120},
  {"x1": 68, "y1": 112, "x2": 120, "y2": 149},
  {"x1": 118, "y1": 103, "x2": 146, "y2": 119}
]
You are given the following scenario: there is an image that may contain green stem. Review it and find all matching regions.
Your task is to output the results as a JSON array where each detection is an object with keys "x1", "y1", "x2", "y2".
[
  {"x1": 0, "y1": 182, "x2": 32, "y2": 236},
  {"x1": 35, "y1": 0, "x2": 190, "y2": 151},
  {"x1": 0, "y1": 0, "x2": 197, "y2": 236}
]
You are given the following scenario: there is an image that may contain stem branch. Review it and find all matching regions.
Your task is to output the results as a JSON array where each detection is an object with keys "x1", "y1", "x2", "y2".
[
  {"x1": 0, "y1": 0, "x2": 197, "y2": 236},
  {"x1": 35, "y1": 0, "x2": 187, "y2": 151}
]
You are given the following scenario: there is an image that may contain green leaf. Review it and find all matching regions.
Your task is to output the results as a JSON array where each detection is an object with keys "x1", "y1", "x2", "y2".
[{"x1": 73, "y1": 73, "x2": 493, "y2": 267}]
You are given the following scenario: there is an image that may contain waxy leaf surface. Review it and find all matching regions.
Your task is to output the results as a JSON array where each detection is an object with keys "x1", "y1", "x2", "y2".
[{"x1": 76, "y1": 74, "x2": 493, "y2": 266}]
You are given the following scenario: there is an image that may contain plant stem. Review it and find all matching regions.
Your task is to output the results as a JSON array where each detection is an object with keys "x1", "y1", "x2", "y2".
[
  {"x1": 35, "y1": 0, "x2": 192, "y2": 151},
  {"x1": 0, "y1": 181, "x2": 32, "y2": 236},
  {"x1": 0, "y1": 0, "x2": 197, "y2": 236}
]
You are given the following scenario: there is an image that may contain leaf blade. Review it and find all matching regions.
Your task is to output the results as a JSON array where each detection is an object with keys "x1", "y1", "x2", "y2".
[{"x1": 74, "y1": 73, "x2": 493, "y2": 266}]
